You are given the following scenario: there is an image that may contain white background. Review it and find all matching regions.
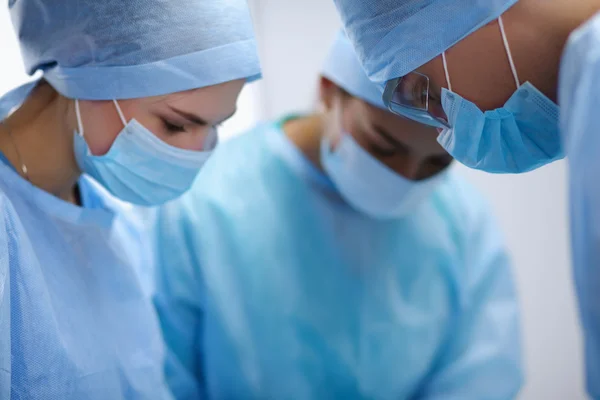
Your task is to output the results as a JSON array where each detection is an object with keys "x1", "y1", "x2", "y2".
[
  {"x1": 0, "y1": 2, "x2": 586, "y2": 399},
  {"x1": 0, "y1": 10, "x2": 29, "y2": 94}
]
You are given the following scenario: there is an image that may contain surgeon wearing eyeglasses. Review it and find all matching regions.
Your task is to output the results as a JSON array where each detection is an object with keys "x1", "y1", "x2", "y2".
[{"x1": 332, "y1": 0, "x2": 600, "y2": 398}]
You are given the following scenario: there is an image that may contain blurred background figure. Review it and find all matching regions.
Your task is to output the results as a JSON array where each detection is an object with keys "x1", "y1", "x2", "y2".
[{"x1": 154, "y1": 30, "x2": 523, "y2": 399}]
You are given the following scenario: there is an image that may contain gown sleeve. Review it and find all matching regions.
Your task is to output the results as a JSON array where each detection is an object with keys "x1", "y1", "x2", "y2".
[{"x1": 414, "y1": 199, "x2": 523, "y2": 399}]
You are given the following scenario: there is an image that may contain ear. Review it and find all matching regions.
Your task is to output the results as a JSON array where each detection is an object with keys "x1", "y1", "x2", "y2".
[{"x1": 318, "y1": 76, "x2": 339, "y2": 111}]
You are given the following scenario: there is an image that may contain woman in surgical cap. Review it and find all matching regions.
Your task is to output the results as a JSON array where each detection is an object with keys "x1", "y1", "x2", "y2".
[
  {"x1": 0, "y1": 0, "x2": 260, "y2": 398},
  {"x1": 154, "y1": 31, "x2": 523, "y2": 399}
]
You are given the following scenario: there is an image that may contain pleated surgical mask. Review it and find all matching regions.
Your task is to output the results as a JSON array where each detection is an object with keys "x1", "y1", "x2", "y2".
[
  {"x1": 438, "y1": 16, "x2": 563, "y2": 173},
  {"x1": 73, "y1": 99, "x2": 214, "y2": 206}
]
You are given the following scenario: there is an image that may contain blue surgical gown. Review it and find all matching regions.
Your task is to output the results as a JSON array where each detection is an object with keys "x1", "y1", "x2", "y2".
[
  {"x1": 154, "y1": 120, "x2": 523, "y2": 399},
  {"x1": 0, "y1": 84, "x2": 172, "y2": 399},
  {"x1": 560, "y1": 11, "x2": 600, "y2": 399}
]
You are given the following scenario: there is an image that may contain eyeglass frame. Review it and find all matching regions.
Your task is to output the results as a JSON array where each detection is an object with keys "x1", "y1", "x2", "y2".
[{"x1": 382, "y1": 72, "x2": 450, "y2": 130}]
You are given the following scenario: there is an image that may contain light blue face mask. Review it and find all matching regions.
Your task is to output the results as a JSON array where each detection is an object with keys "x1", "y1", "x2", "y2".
[
  {"x1": 73, "y1": 99, "x2": 215, "y2": 206},
  {"x1": 321, "y1": 131, "x2": 446, "y2": 219},
  {"x1": 437, "y1": 16, "x2": 564, "y2": 174}
]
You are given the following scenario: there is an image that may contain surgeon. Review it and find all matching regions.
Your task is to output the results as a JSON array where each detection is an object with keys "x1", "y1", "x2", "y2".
[
  {"x1": 153, "y1": 31, "x2": 522, "y2": 399},
  {"x1": 332, "y1": 0, "x2": 600, "y2": 397},
  {"x1": 0, "y1": 0, "x2": 260, "y2": 398}
]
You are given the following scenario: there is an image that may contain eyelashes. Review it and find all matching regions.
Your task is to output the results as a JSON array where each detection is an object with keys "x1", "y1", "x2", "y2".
[
  {"x1": 162, "y1": 118, "x2": 224, "y2": 135},
  {"x1": 368, "y1": 141, "x2": 398, "y2": 158},
  {"x1": 162, "y1": 119, "x2": 186, "y2": 133}
]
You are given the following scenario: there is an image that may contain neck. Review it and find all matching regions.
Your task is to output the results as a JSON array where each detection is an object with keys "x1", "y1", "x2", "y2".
[
  {"x1": 283, "y1": 114, "x2": 325, "y2": 171},
  {"x1": 0, "y1": 81, "x2": 81, "y2": 203},
  {"x1": 505, "y1": 0, "x2": 600, "y2": 102}
]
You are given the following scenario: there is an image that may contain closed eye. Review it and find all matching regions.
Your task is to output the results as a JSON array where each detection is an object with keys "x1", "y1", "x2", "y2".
[
  {"x1": 162, "y1": 119, "x2": 186, "y2": 133},
  {"x1": 368, "y1": 142, "x2": 398, "y2": 158}
]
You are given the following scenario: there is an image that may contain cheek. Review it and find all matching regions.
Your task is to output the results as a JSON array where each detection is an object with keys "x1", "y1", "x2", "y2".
[
  {"x1": 77, "y1": 100, "x2": 124, "y2": 156},
  {"x1": 397, "y1": 127, "x2": 442, "y2": 155},
  {"x1": 419, "y1": 25, "x2": 518, "y2": 111},
  {"x1": 343, "y1": 110, "x2": 376, "y2": 151},
  {"x1": 336, "y1": 103, "x2": 366, "y2": 142},
  {"x1": 340, "y1": 104, "x2": 360, "y2": 133},
  {"x1": 444, "y1": 48, "x2": 516, "y2": 110}
]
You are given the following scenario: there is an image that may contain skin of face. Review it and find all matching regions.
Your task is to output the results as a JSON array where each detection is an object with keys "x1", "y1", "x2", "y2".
[
  {"x1": 76, "y1": 78, "x2": 246, "y2": 155},
  {"x1": 319, "y1": 77, "x2": 453, "y2": 181}
]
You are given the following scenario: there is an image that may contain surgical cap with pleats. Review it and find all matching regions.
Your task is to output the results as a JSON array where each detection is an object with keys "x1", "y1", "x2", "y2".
[
  {"x1": 322, "y1": 30, "x2": 387, "y2": 110},
  {"x1": 9, "y1": 0, "x2": 262, "y2": 100},
  {"x1": 332, "y1": 0, "x2": 518, "y2": 85}
]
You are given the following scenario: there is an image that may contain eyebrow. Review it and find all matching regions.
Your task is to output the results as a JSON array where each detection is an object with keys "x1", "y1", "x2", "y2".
[{"x1": 169, "y1": 106, "x2": 237, "y2": 126}]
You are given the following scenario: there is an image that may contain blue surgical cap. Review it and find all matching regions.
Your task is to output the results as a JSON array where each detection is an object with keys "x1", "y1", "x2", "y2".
[
  {"x1": 333, "y1": 0, "x2": 518, "y2": 85},
  {"x1": 321, "y1": 30, "x2": 386, "y2": 110},
  {"x1": 9, "y1": 0, "x2": 262, "y2": 100}
]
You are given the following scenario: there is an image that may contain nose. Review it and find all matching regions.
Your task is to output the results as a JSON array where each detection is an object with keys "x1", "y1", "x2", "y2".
[
  {"x1": 179, "y1": 129, "x2": 215, "y2": 152},
  {"x1": 184, "y1": 136, "x2": 205, "y2": 152}
]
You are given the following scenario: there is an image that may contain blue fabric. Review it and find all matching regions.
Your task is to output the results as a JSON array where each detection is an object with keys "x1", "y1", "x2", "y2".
[
  {"x1": 559, "y1": 11, "x2": 600, "y2": 399},
  {"x1": 438, "y1": 81, "x2": 564, "y2": 173},
  {"x1": 272, "y1": 117, "x2": 335, "y2": 190},
  {"x1": 0, "y1": 151, "x2": 15, "y2": 172},
  {"x1": 332, "y1": 0, "x2": 518, "y2": 85},
  {"x1": 9, "y1": 0, "x2": 261, "y2": 100},
  {"x1": 0, "y1": 85, "x2": 172, "y2": 399},
  {"x1": 0, "y1": 167, "x2": 173, "y2": 399},
  {"x1": 321, "y1": 132, "x2": 448, "y2": 218},
  {"x1": 153, "y1": 121, "x2": 523, "y2": 399},
  {"x1": 322, "y1": 31, "x2": 386, "y2": 109}
]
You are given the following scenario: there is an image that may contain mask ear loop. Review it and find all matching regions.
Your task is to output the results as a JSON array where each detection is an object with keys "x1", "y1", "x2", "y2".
[
  {"x1": 76, "y1": 99, "x2": 128, "y2": 136},
  {"x1": 498, "y1": 15, "x2": 521, "y2": 88},
  {"x1": 75, "y1": 99, "x2": 85, "y2": 137},
  {"x1": 441, "y1": 51, "x2": 452, "y2": 92},
  {"x1": 75, "y1": 99, "x2": 95, "y2": 157},
  {"x1": 112, "y1": 99, "x2": 128, "y2": 128},
  {"x1": 442, "y1": 16, "x2": 519, "y2": 91}
]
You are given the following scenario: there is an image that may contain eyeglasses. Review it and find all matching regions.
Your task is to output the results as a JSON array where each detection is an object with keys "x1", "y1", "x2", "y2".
[{"x1": 382, "y1": 71, "x2": 450, "y2": 129}]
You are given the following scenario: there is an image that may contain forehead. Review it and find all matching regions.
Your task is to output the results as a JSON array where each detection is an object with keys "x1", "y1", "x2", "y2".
[
  {"x1": 143, "y1": 80, "x2": 245, "y2": 118},
  {"x1": 351, "y1": 98, "x2": 433, "y2": 136},
  {"x1": 166, "y1": 79, "x2": 245, "y2": 104}
]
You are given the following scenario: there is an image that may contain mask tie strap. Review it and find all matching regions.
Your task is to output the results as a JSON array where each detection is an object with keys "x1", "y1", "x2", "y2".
[
  {"x1": 442, "y1": 51, "x2": 452, "y2": 92},
  {"x1": 113, "y1": 99, "x2": 128, "y2": 128},
  {"x1": 498, "y1": 15, "x2": 521, "y2": 88}
]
